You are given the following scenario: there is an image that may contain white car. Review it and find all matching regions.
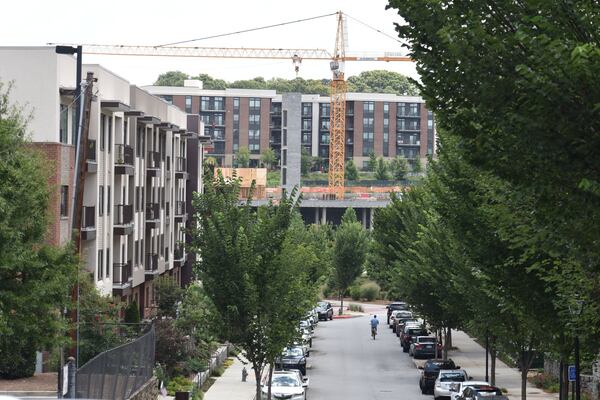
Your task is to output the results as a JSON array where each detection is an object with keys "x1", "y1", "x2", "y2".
[
  {"x1": 434, "y1": 369, "x2": 470, "y2": 400},
  {"x1": 261, "y1": 370, "x2": 308, "y2": 400},
  {"x1": 449, "y1": 381, "x2": 490, "y2": 400},
  {"x1": 389, "y1": 309, "x2": 410, "y2": 328}
]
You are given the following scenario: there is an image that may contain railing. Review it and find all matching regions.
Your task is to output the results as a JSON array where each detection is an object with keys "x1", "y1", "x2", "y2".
[
  {"x1": 175, "y1": 157, "x2": 186, "y2": 172},
  {"x1": 114, "y1": 204, "x2": 133, "y2": 226},
  {"x1": 87, "y1": 140, "x2": 96, "y2": 162},
  {"x1": 115, "y1": 144, "x2": 134, "y2": 166},
  {"x1": 145, "y1": 203, "x2": 159, "y2": 220},
  {"x1": 397, "y1": 140, "x2": 421, "y2": 145},
  {"x1": 175, "y1": 201, "x2": 186, "y2": 216},
  {"x1": 147, "y1": 151, "x2": 160, "y2": 169},
  {"x1": 145, "y1": 253, "x2": 158, "y2": 272},
  {"x1": 113, "y1": 261, "x2": 132, "y2": 284},
  {"x1": 81, "y1": 206, "x2": 95, "y2": 229},
  {"x1": 174, "y1": 245, "x2": 184, "y2": 261}
]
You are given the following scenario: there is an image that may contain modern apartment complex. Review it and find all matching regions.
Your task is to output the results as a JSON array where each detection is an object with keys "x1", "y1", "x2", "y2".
[
  {"x1": 0, "y1": 47, "x2": 208, "y2": 318},
  {"x1": 144, "y1": 83, "x2": 435, "y2": 170}
]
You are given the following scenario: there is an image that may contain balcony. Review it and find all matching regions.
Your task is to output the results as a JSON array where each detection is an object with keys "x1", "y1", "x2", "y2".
[
  {"x1": 144, "y1": 253, "x2": 159, "y2": 277},
  {"x1": 173, "y1": 245, "x2": 186, "y2": 267},
  {"x1": 145, "y1": 202, "x2": 160, "y2": 228},
  {"x1": 115, "y1": 144, "x2": 134, "y2": 175},
  {"x1": 175, "y1": 157, "x2": 187, "y2": 179},
  {"x1": 113, "y1": 261, "x2": 132, "y2": 287},
  {"x1": 175, "y1": 201, "x2": 186, "y2": 222},
  {"x1": 81, "y1": 206, "x2": 96, "y2": 241},
  {"x1": 113, "y1": 204, "x2": 134, "y2": 235},
  {"x1": 346, "y1": 138, "x2": 354, "y2": 145},
  {"x1": 269, "y1": 138, "x2": 281, "y2": 146},
  {"x1": 396, "y1": 140, "x2": 421, "y2": 146},
  {"x1": 147, "y1": 151, "x2": 161, "y2": 178},
  {"x1": 86, "y1": 140, "x2": 97, "y2": 173}
]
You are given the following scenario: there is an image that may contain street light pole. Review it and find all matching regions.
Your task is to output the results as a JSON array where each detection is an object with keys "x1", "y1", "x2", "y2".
[
  {"x1": 485, "y1": 333, "x2": 489, "y2": 383},
  {"x1": 575, "y1": 336, "x2": 581, "y2": 400}
]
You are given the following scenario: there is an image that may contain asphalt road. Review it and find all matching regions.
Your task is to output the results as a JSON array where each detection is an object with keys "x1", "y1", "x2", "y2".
[{"x1": 308, "y1": 303, "x2": 427, "y2": 400}]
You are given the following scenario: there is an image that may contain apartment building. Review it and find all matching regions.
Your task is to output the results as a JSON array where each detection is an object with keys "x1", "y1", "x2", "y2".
[
  {"x1": 0, "y1": 47, "x2": 207, "y2": 318},
  {"x1": 144, "y1": 83, "x2": 435, "y2": 170}
]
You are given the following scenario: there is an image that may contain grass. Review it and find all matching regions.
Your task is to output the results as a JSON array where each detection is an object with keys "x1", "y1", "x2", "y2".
[
  {"x1": 267, "y1": 170, "x2": 280, "y2": 187},
  {"x1": 348, "y1": 304, "x2": 364, "y2": 312}
]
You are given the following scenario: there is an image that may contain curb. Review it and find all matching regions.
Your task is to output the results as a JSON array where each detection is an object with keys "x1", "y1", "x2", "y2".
[
  {"x1": 0, "y1": 391, "x2": 57, "y2": 397},
  {"x1": 332, "y1": 314, "x2": 362, "y2": 319}
]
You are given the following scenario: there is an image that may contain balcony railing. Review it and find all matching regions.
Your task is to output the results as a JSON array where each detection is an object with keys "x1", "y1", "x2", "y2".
[
  {"x1": 81, "y1": 206, "x2": 95, "y2": 229},
  {"x1": 175, "y1": 201, "x2": 186, "y2": 216},
  {"x1": 114, "y1": 204, "x2": 133, "y2": 226},
  {"x1": 115, "y1": 144, "x2": 134, "y2": 166},
  {"x1": 145, "y1": 253, "x2": 158, "y2": 272},
  {"x1": 174, "y1": 245, "x2": 185, "y2": 261},
  {"x1": 87, "y1": 140, "x2": 97, "y2": 162},
  {"x1": 113, "y1": 261, "x2": 132, "y2": 285},
  {"x1": 147, "y1": 151, "x2": 160, "y2": 169},
  {"x1": 146, "y1": 203, "x2": 159, "y2": 221},
  {"x1": 175, "y1": 157, "x2": 186, "y2": 173}
]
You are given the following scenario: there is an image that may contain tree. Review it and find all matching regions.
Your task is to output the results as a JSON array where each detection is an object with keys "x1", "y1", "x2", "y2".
[
  {"x1": 0, "y1": 82, "x2": 77, "y2": 378},
  {"x1": 412, "y1": 157, "x2": 423, "y2": 174},
  {"x1": 345, "y1": 159, "x2": 359, "y2": 181},
  {"x1": 191, "y1": 174, "x2": 313, "y2": 400},
  {"x1": 366, "y1": 152, "x2": 377, "y2": 172},
  {"x1": 333, "y1": 208, "x2": 368, "y2": 315},
  {"x1": 260, "y1": 148, "x2": 277, "y2": 170},
  {"x1": 347, "y1": 70, "x2": 419, "y2": 96},
  {"x1": 389, "y1": 155, "x2": 409, "y2": 180},
  {"x1": 154, "y1": 71, "x2": 189, "y2": 86},
  {"x1": 235, "y1": 146, "x2": 250, "y2": 168},
  {"x1": 154, "y1": 275, "x2": 184, "y2": 318},
  {"x1": 301, "y1": 148, "x2": 312, "y2": 176},
  {"x1": 194, "y1": 74, "x2": 228, "y2": 90},
  {"x1": 374, "y1": 157, "x2": 390, "y2": 180}
]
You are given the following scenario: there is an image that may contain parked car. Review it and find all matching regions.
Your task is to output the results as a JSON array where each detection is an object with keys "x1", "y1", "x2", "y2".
[
  {"x1": 395, "y1": 318, "x2": 420, "y2": 337},
  {"x1": 419, "y1": 359, "x2": 459, "y2": 394},
  {"x1": 316, "y1": 301, "x2": 334, "y2": 321},
  {"x1": 389, "y1": 309, "x2": 410, "y2": 329},
  {"x1": 453, "y1": 384, "x2": 507, "y2": 400},
  {"x1": 392, "y1": 311, "x2": 414, "y2": 332},
  {"x1": 275, "y1": 346, "x2": 308, "y2": 376},
  {"x1": 261, "y1": 370, "x2": 308, "y2": 400},
  {"x1": 409, "y1": 336, "x2": 442, "y2": 359},
  {"x1": 434, "y1": 369, "x2": 470, "y2": 400},
  {"x1": 299, "y1": 320, "x2": 314, "y2": 337},
  {"x1": 400, "y1": 325, "x2": 429, "y2": 352},
  {"x1": 386, "y1": 302, "x2": 408, "y2": 324}
]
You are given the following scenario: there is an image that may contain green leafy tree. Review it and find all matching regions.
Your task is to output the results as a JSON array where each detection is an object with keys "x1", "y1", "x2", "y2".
[
  {"x1": 347, "y1": 70, "x2": 419, "y2": 96},
  {"x1": 333, "y1": 208, "x2": 368, "y2": 314},
  {"x1": 0, "y1": 83, "x2": 77, "y2": 378},
  {"x1": 366, "y1": 152, "x2": 377, "y2": 172},
  {"x1": 389, "y1": 155, "x2": 409, "y2": 180},
  {"x1": 260, "y1": 148, "x2": 277, "y2": 170},
  {"x1": 345, "y1": 159, "x2": 359, "y2": 181},
  {"x1": 191, "y1": 173, "x2": 313, "y2": 400},
  {"x1": 154, "y1": 275, "x2": 184, "y2": 318},
  {"x1": 154, "y1": 71, "x2": 189, "y2": 86},
  {"x1": 412, "y1": 157, "x2": 423, "y2": 174},
  {"x1": 374, "y1": 157, "x2": 390, "y2": 180},
  {"x1": 193, "y1": 74, "x2": 228, "y2": 90},
  {"x1": 124, "y1": 301, "x2": 141, "y2": 324},
  {"x1": 301, "y1": 148, "x2": 312, "y2": 176},
  {"x1": 235, "y1": 146, "x2": 250, "y2": 168}
]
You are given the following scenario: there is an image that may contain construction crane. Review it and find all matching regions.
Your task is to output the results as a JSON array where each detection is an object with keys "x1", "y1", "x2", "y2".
[{"x1": 52, "y1": 11, "x2": 411, "y2": 199}]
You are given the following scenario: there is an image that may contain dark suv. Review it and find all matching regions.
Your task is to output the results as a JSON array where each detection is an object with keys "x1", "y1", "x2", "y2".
[
  {"x1": 316, "y1": 301, "x2": 333, "y2": 321},
  {"x1": 400, "y1": 325, "x2": 429, "y2": 352},
  {"x1": 386, "y1": 302, "x2": 407, "y2": 324},
  {"x1": 419, "y1": 358, "x2": 458, "y2": 394}
]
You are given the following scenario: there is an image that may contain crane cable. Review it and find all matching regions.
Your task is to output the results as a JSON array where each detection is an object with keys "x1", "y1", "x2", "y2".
[
  {"x1": 343, "y1": 12, "x2": 403, "y2": 45},
  {"x1": 157, "y1": 12, "x2": 338, "y2": 47}
]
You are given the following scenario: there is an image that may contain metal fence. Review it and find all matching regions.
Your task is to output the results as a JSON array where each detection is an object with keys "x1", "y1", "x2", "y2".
[{"x1": 76, "y1": 325, "x2": 155, "y2": 399}]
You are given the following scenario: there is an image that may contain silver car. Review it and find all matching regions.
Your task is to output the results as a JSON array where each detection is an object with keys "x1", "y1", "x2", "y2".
[{"x1": 434, "y1": 369, "x2": 469, "y2": 400}]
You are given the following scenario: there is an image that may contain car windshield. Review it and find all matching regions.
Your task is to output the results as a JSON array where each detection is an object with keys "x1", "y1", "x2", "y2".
[
  {"x1": 418, "y1": 337, "x2": 436, "y2": 343},
  {"x1": 398, "y1": 311, "x2": 413, "y2": 317},
  {"x1": 283, "y1": 348, "x2": 303, "y2": 357},
  {"x1": 409, "y1": 329, "x2": 428, "y2": 335},
  {"x1": 272, "y1": 375, "x2": 300, "y2": 387},
  {"x1": 440, "y1": 373, "x2": 466, "y2": 382},
  {"x1": 317, "y1": 301, "x2": 328, "y2": 307},
  {"x1": 474, "y1": 386, "x2": 503, "y2": 395}
]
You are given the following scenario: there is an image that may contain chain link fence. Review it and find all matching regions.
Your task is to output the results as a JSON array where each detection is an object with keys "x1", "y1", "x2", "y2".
[{"x1": 76, "y1": 325, "x2": 155, "y2": 399}]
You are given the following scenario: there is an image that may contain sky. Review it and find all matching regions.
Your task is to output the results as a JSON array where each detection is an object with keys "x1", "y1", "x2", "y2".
[{"x1": 1, "y1": 0, "x2": 418, "y2": 86}]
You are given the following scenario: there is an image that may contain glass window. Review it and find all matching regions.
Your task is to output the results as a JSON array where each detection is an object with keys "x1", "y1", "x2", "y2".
[
  {"x1": 161, "y1": 95, "x2": 173, "y2": 104},
  {"x1": 60, "y1": 186, "x2": 68, "y2": 217},
  {"x1": 249, "y1": 98, "x2": 260, "y2": 110},
  {"x1": 185, "y1": 96, "x2": 192, "y2": 113},
  {"x1": 320, "y1": 120, "x2": 330, "y2": 131},
  {"x1": 71, "y1": 107, "x2": 78, "y2": 145},
  {"x1": 302, "y1": 103, "x2": 312, "y2": 117},
  {"x1": 201, "y1": 96, "x2": 210, "y2": 111},
  {"x1": 107, "y1": 116, "x2": 112, "y2": 153},
  {"x1": 363, "y1": 101, "x2": 374, "y2": 114},
  {"x1": 302, "y1": 118, "x2": 312, "y2": 131},
  {"x1": 97, "y1": 250, "x2": 103, "y2": 281},
  {"x1": 409, "y1": 103, "x2": 419, "y2": 116},
  {"x1": 233, "y1": 97, "x2": 240, "y2": 110},
  {"x1": 383, "y1": 102, "x2": 389, "y2": 114},
  {"x1": 99, "y1": 185, "x2": 104, "y2": 216},
  {"x1": 214, "y1": 97, "x2": 224, "y2": 110},
  {"x1": 60, "y1": 104, "x2": 68, "y2": 143}
]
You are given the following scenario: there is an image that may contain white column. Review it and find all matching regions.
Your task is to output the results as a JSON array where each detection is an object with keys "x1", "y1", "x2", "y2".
[
  {"x1": 315, "y1": 207, "x2": 319, "y2": 224},
  {"x1": 362, "y1": 208, "x2": 367, "y2": 228},
  {"x1": 321, "y1": 207, "x2": 327, "y2": 225}
]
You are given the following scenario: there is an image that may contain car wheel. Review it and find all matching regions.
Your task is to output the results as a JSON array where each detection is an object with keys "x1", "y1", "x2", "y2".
[
  {"x1": 403, "y1": 344, "x2": 408, "y2": 353},
  {"x1": 421, "y1": 387, "x2": 427, "y2": 395},
  {"x1": 329, "y1": 312, "x2": 333, "y2": 321}
]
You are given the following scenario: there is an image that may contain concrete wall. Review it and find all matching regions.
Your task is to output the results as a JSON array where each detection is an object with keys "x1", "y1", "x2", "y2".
[{"x1": 281, "y1": 93, "x2": 301, "y2": 194}]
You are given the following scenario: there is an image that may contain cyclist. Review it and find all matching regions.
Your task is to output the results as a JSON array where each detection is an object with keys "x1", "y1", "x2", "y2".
[{"x1": 370, "y1": 315, "x2": 379, "y2": 339}]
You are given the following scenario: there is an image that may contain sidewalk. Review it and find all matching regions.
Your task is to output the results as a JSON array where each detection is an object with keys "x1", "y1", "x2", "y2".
[
  {"x1": 422, "y1": 330, "x2": 558, "y2": 400},
  {"x1": 203, "y1": 355, "x2": 257, "y2": 400},
  {"x1": 0, "y1": 372, "x2": 57, "y2": 397}
]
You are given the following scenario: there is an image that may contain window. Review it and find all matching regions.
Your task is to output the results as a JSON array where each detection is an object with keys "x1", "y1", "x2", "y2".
[
  {"x1": 201, "y1": 96, "x2": 210, "y2": 111},
  {"x1": 249, "y1": 114, "x2": 260, "y2": 124},
  {"x1": 249, "y1": 98, "x2": 260, "y2": 110},
  {"x1": 282, "y1": 168, "x2": 286, "y2": 185},
  {"x1": 302, "y1": 103, "x2": 312, "y2": 117},
  {"x1": 282, "y1": 149, "x2": 287, "y2": 166},
  {"x1": 107, "y1": 116, "x2": 112, "y2": 153},
  {"x1": 60, "y1": 104, "x2": 68, "y2": 143},
  {"x1": 302, "y1": 132, "x2": 311, "y2": 144},
  {"x1": 60, "y1": 186, "x2": 68, "y2": 217},
  {"x1": 383, "y1": 102, "x2": 389, "y2": 114},
  {"x1": 283, "y1": 110, "x2": 287, "y2": 127},
  {"x1": 214, "y1": 97, "x2": 224, "y2": 110},
  {"x1": 161, "y1": 95, "x2": 173, "y2": 104},
  {"x1": 100, "y1": 115, "x2": 105, "y2": 151},
  {"x1": 320, "y1": 120, "x2": 330, "y2": 131},
  {"x1": 363, "y1": 117, "x2": 374, "y2": 129},
  {"x1": 409, "y1": 103, "x2": 419, "y2": 116},
  {"x1": 97, "y1": 249, "x2": 103, "y2": 281},
  {"x1": 363, "y1": 101, "x2": 374, "y2": 114},
  {"x1": 106, "y1": 249, "x2": 110, "y2": 278},
  {"x1": 185, "y1": 96, "x2": 192, "y2": 113},
  {"x1": 99, "y1": 185, "x2": 104, "y2": 216},
  {"x1": 249, "y1": 130, "x2": 260, "y2": 141},
  {"x1": 233, "y1": 97, "x2": 240, "y2": 110},
  {"x1": 107, "y1": 186, "x2": 111, "y2": 216},
  {"x1": 249, "y1": 143, "x2": 260, "y2": 152},
  {"x1": 71, "y1": 107, "x2": 78, "y2": 145},
  {"x1": 302, "y1": 118, "x2": 312, "y2": 131}
]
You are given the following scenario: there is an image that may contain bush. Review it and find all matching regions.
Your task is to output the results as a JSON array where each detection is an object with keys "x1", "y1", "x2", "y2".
[
  {"x1": 349, "y1": 285, "x2": 361, "y2": 300},
  {"x1": 124, "y1": 301, "x2": 140, "y2": 324},
  {"x1": 186, "y1": 358, "x2": 208, "y2": 373},
  {"x1": 0, "y1": 344, "x2": 36, "y2": 379},
  {"x1": 348, "y1": 304, "x2": 364, "y2": 312},
  {"x1": 360, "y1": 282, "x2": 381, "y2": 301},
  {"x1": 167, "y1": 375, "x2": 193, "y2": 395},
  {"x1": 529, "y1": 373, "x2": 559, "y2": 393},
  {"x1": 212, "y1": 366, "x2": 225, "y2": 377}
]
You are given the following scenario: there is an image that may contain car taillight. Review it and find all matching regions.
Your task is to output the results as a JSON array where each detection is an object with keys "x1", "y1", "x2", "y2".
[{"x1": 415, "y1": 343, "x2": 422, "y2": 348}]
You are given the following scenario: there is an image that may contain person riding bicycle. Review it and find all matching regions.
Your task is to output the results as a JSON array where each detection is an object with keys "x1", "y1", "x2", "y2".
[{"x1": 370, "y1": 315, "x2": 379, "y2": 339}]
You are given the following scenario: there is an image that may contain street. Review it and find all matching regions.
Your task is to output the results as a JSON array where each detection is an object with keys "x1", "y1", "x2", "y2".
[{"x1": 309, "y1": 304, "x2": 425, "y2": 400}]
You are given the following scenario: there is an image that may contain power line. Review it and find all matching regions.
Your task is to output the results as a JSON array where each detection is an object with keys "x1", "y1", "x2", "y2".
[
  {"x1": 343, "y1": 12, "x2": 403, "y2": 45},
  {"x1": 157, "y1": 12, "x2": 337, "y2": 47}
]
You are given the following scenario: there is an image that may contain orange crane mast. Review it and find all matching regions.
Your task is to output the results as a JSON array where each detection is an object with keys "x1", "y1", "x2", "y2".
[{"x1": 53, "y1": 12, "x2": 411, "y2": 198}]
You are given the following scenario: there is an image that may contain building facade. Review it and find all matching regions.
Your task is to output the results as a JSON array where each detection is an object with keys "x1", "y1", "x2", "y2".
[
  {"x1": 0, "y1": 47, "x2": 207, "y2": 318},
  {"x1": 144, "y1": 83, "x2": 435, "y2": 170}
]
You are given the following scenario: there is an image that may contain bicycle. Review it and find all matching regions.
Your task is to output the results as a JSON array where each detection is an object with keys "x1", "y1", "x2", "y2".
[{"x1": 371, "y1": 326, "x2": 377, "y2": 340}]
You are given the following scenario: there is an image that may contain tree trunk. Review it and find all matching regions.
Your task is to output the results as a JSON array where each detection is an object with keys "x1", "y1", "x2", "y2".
[
  {"x1": 443, "y1": 327, "x2": 450, "y2": 360},
  {"x1": 253, "y1": 362, "x2": 262, "y2": 400},
  {"x1": 447, "y1": 328, "x2": 453, "y2": 349},
  {"x1": 490, "y1": 336, "x2": 497, "y2": 386},
  {"x1": 521, "y1": 361, "x2": 528, "y2": 400},
  {"x1": 266, "y1": 362, "x2": 274, "y2": 400},
  {"x1": 339, "y1": 289, "x2": 344, "y2": 315},
  {"x1": 519, "y1": 348, "x2": 534, "y2": 400},
  {"x1": 561, "y1": 359, "x2": 569, "y2": 400}
]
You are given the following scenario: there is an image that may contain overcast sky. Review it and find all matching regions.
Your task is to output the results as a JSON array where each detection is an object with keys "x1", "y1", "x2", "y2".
[{"x1": 1, "y1": 0, "x2": 417, "y2": 86}]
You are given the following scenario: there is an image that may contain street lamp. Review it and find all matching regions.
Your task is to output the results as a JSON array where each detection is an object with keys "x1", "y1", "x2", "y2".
[{"x1": 569, "y1": 299, "x2": 584, "y2": 400}]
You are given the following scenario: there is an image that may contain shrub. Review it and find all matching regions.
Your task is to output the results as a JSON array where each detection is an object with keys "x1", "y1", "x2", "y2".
[
  {"x1": 167, "y1": 375, "x2": 193, "y2": 395},
  {"x1": 529, "y1": 373, "x2": 559, "y2": 393},
  {"x1": 360, "y1": 282, "x2": 381, "y2": 301},
  {"x1": 348, "y1": 304, "x2": 364, "y2": 312},
  {"x1": 124, "y1": 301, "x2": 140, "y2": 324},
  {"x1": 349, "y1": 286, "x2": 361, "y2": 300},
  {"x1": 186, "y1": 358, "x2": 208, "y2": 373},
  {"x1": 212, "y1": 366, "x2": 225, "y2": 377}
]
